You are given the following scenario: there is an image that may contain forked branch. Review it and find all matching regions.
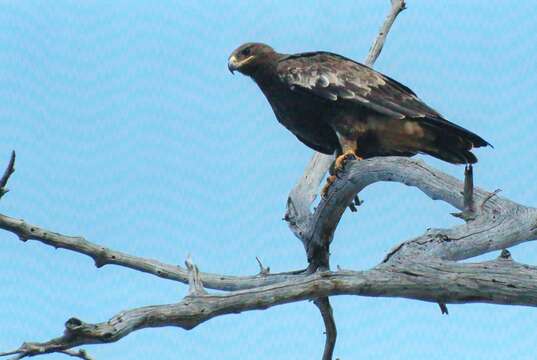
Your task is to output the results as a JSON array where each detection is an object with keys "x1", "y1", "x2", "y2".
[
  {"x1": 3, "y1": 254, "x2": 537, "y2": 358},
  {"x1": 288, "y1": 1, "x2": 407, "y2": 355},
  {"x1": 3, "y1": 1, "x2": 535, "y2": 360},
  {"x1": 3, "y1": 154, "x2": 537, "y2": 357}
]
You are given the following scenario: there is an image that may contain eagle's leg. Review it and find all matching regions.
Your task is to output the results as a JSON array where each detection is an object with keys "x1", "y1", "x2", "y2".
[
  {"x1": 321, "y1": 139, "x2": 362, "y2": 198},
  {"x1": 334, "y1": 138, "x2": 363, "y2": 173}
]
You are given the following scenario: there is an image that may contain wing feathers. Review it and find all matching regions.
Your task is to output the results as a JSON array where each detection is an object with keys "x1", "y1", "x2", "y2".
[{"x1": 276, "y1": 51, "x2": 490, "y2": 163}]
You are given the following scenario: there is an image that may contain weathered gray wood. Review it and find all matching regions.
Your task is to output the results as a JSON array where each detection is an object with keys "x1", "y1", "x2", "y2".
[
  {"x1": 312, "y1": 157, "x2": 537, "y2": 263},
  {"x1": 185, "y1": 255, "x2": 208, "y2": 296},
  {"x1": 4, "y1": 155, "x2": 537, "y2": 358},
  {"x1": 3, "y1": 2, "x2": 536, "y2": 359},
  {"x1": 3, "y1": 156, "x2": 533, "y2": 283},
  {"x1": 313, "y1": 297, "x2": 337, "y2": 360},
  {"x1": 0, "y1": 212, "x2": 306, "y2": 291},
  {"x1": 286, "y1": 152, "x2": 334, "y2": 247},
  {"x1": 4, "y1": 255, "x2": 537, "y2": 358},
  {"x1": 365, "y1": 0, "x2": 407, "y2": 67}
]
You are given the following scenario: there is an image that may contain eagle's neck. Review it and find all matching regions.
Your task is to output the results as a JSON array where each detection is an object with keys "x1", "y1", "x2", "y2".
[{"x1": 250, "y1": 53, "x2": 283, "y2": 90}]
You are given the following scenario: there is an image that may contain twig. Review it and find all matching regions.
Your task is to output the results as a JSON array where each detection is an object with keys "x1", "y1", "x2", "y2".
[
  {"x1": 255, "y1": 256, "x2": 270, "y2": 275},
  {"x1": 0, "y1": 350, "x2": 20, "y2": 357},
  {"x1": 438, "y1": 303, "x2": 449, "y2": 315},
  {"x1": 0, "y1": 151, "x2": 16, "y2": 200},
  {"x1": 59, "y1": 349, "x2": 94, "y2": 360},
  {"x1": 452, "y1": 165, "x2": 476, "y2": 221},
  {"x1": 463, "y1": 165, "x2": 474, "y2": 213},
  {"x1": 365, "y1": 0, "x2": 407, "y2": 67},
  {"x1": 185, "y1": 255, "x2": 208, "y2": 296},
  {"x1": 0, "y1": 344, "x2": 93, "y2": 360}
]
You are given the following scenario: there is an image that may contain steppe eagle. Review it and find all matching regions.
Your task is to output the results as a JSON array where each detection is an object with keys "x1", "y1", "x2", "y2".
[{"x1": 228, "y1": 43, "x2": 489, "y2": 172}]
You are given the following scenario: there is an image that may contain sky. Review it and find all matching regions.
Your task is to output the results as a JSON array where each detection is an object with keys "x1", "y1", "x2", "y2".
[{"x1": 1, "y1": 1, "x2": 537, "y2": 359}]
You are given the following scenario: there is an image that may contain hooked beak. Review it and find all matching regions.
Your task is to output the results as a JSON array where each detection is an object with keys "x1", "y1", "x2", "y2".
[
  {"x1": 228, "y1": 56, "x2": 237, "y2": 74},
  {"x1": 228, "y1": 55, "x2": 255, "y2": 75}
]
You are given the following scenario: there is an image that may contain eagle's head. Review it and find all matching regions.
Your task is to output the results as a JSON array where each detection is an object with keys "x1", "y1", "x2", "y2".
[{"x1": 228, "y1": 43, "x2": 276, "y2": 76}]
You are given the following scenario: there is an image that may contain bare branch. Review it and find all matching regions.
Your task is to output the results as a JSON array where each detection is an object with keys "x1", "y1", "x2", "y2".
[
  {"x1": 0, "y1": 345, "x2": 93, "y2": 360},
  {"x1": 464, "y1": 165, "x2": 475, "y2": 213},
  {"x1": 4, "y1": 155, "x2": 537, "y2": 357},
  {"x1": 310, "y1": 157, "x2": 535, "y2": 263},
  {"x1": 0, "y1": 151, "x2": 16, "y2": 200},
  {"x1": 314, "y1": 297, "x2": 337, "y2": 360},
  {"x1": 365, "y1": 0, "x2": 407, "y2": 67},
  {"x1": 301, "y1": 153, "x2": 533, "y2": 271},
  {"x1": 290, "y1": 3, "x2": 408, "y2": 355},
  {"x1": 255, "y1": 256, "x2": 270, "y2": 275},
  {"x1": 6, "y1": 257, "x2": 537, "y2": 356},
  {"x1": 286, "y1": 152, "x2": 334, "y2": 245},
  {"x1": 185, "y1": 255, "x2": 208, "y2": 296},
  {"x1": 2, "y1": 155, "x2": 534, "y2": 290},
  {"x1": 452, "y1": 165, "x2": 476, "y2": 221},
  {"x1": 0, "y1": 212, "x2": 305, "y2": 291},
  {"x1": 3, "y1": 3, "x2": 534, "y2": 359},
  {"x1": 0, "y1": 350, "x2": 19, "y2": 357},
  {"x1": 59, "y1": 349, "x2": 94, "y2": 360}
]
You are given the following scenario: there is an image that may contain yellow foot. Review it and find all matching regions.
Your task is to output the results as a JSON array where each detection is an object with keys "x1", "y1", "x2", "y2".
[
  {"x1": 322, "y1": 151, "x2": 363, "y2": 199},
  {"x1": 321, "y1": 175, "x2": 337, "y2": 199},
  {"x1": 334, "y1": 150, "x2": 362, "y2": 173}
]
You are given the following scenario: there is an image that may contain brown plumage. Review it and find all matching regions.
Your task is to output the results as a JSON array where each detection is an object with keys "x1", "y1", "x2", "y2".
[{"x1": 228, "y1": 43, "x2": 490, "y2": 165}]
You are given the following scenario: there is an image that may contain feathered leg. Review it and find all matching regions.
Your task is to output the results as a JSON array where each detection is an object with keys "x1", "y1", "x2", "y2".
[
  {"x1": 334, "y1": 136, "x2": 363, "y2": 171},
  {"x1": 321, "y1": 138, "x2": 362, "y2": 198}
]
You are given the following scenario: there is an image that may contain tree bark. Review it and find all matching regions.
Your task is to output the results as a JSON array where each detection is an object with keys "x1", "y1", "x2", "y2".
[
  {"x1": 2, "y1": 2, "x2": 535, "y2": 360},
  {"x1": 3, "y1": 155, "x2": 537, "y2": 359}
]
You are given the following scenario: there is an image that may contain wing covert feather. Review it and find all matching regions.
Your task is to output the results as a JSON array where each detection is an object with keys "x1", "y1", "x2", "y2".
[{"x1": 277, "y1": 52, "x2": 440, "y2": 120}]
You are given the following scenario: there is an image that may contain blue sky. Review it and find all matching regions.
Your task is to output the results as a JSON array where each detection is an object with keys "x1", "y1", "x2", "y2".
[{"x1": 1, "y1": 1, "x2": 537, "y2": 359}]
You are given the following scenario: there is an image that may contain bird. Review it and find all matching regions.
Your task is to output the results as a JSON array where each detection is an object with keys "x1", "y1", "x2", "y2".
[{"x1": 228, "y1": 42, "x2": 490, "y2": 190}]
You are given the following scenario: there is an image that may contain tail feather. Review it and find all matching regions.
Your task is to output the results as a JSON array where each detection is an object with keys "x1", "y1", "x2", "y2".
[
  {"x1": 424, "y1": 146, "x2": 478, "y2": 164},
  {"x1": 419, "y1": 117, "x2": 490, "y2": 164}
]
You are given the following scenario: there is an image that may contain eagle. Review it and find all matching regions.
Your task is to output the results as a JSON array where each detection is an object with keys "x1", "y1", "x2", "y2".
[{"x1": 228, "y1": 43, "x2": 490, "y2": 176}]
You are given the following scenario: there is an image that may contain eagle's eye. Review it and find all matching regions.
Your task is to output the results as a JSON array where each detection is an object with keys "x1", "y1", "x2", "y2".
[{"x1": 241, "y1": 47, "x2": 251, "y2": 56}]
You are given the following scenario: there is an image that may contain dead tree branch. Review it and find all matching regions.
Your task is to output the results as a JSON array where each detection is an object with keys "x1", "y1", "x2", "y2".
[
  {"x1": 3, "y1": 255, "x2": 537, "y2": 357},
  {"x1": 3, "y1": 155, "x2": 537, "y2": 357},
  {"x1": 365, "y1": 0, "x2": 407, "y2": 67},
  {"x1": 286, "y1": 1, "x2": 407, "y2": 356},
  {"x1": 0, "y1": 151, "x2": 15, "y2": 200},
  {"x1": 313, "y1": 297, "x2": 337, "y2": 360},
  {"x1": 0, "y1": 212, "x2": 306, "y2": 291},
  {"x1": 2, "y1": 2, "x2": 534, "y2": 360}
]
